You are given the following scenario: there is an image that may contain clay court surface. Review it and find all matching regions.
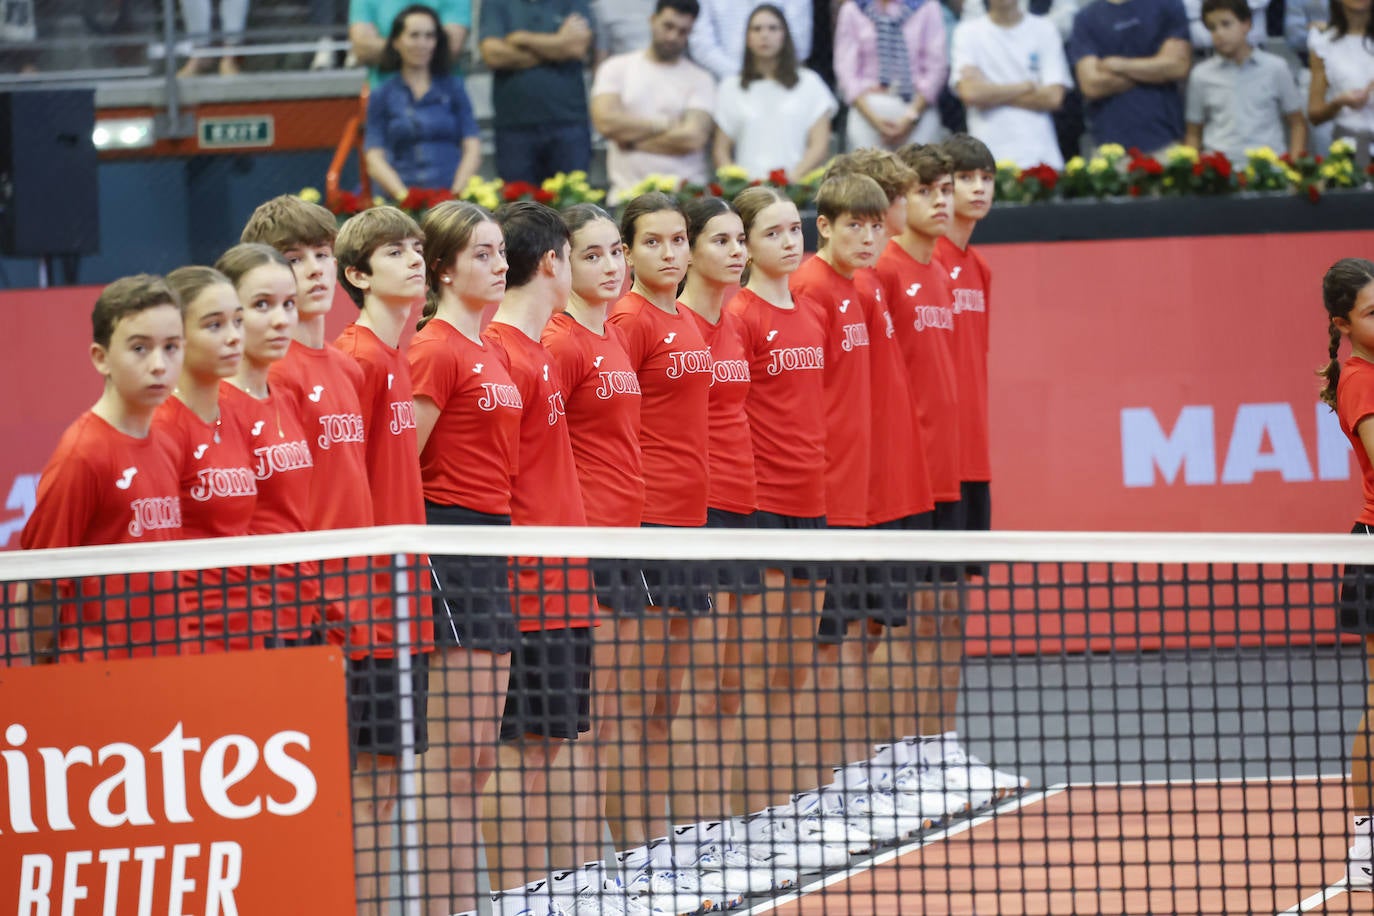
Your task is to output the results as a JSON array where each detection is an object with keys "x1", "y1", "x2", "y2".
[{"x1": 739, "y1": 777, "x2": 1369, "y2": 915}]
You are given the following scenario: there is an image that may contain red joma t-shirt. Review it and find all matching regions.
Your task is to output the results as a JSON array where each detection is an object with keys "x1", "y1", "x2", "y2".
[
  {"x1": 937, "y1": 236, "x2": 992, "y2": 483},
  {"x1": 334, "y1": 322, "x2": 436, "y2": 656},
  {"x1": 1338, "y1": 356, "x2": 1374, "y2": 526},
  {"x1": 408, "y1": 318, "x2": 521, "y2": 516},
  {"x1": 608, "y1": 292, "x2": 711, "y2": 526},
  {"x1": 21, "y1": 411, "x2": 183, "y2": 661},
  {"x1": 483, "y1": 321, "x2": 594, "y2": 631},
  {"x1": 857, "y1": 269, "x2": 934, "y2": 522},
  {"x1": 684, "y1": 305, "x2": 757, "y2": 515},
  {"x1": 791, "y1": 255, "x2": 872, "y2": 527},
  {"x1": 878, "y1": 240, "x2": 961, "y2": 504},
  {"x1": 541, "y1": 312, "x2": 645, "y2": 528},
  {"x1": 726, "y1": 287, "x2": 828, "y2": 518}
]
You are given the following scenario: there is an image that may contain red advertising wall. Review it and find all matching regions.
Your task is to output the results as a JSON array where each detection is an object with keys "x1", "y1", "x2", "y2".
[{"x1": 1, "y1": 230, "x2": 1369, "y2": 549}]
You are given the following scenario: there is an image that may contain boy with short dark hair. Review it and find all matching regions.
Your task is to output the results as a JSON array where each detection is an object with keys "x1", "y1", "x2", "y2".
[
  {"x1": 1183, "y1": 0, "x2": 1306, "y2": 160},
  {"x1": 21, "y1": 275, "x2": 185, "y2": 661},
  {"x1": 242, "y1": 195, "x2": 391, "y2": 915}
]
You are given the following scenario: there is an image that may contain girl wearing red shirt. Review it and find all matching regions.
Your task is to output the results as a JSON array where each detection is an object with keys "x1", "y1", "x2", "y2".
[
  {"x1": 1320, "y1": 257, "x2": 1374, "y2": 889},
  {"x1": 157, "y1": 266, "x2": 260, "y2": 651},
  {"x1": 674, "y1": 197, "x2": 765, "y2": 847},
  {"x1": 409, "y1": 200, "x2": 518, "y2": 914},
  {"x1": 605, "y1": 193, "x2": 716, "y2": 867},
  {"x1": 727, "y1": 185, "x2": 830, "y2": 817},
  {"x1": 214, "y1": 243, "x2": 321, "y2": 646}
]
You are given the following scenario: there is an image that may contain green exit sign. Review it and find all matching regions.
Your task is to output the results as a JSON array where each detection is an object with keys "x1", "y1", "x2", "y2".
[{"x1": 198, "y1": 116, "x2": 275, "y2": 149}]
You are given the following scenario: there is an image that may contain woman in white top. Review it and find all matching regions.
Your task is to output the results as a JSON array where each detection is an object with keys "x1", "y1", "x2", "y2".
[
  {"x1": 1308, "y1": 0, "x2": 1374, "y2": 149},
  {"x1": 712, "y1": 3, "x2": 838, "y2": 181}
]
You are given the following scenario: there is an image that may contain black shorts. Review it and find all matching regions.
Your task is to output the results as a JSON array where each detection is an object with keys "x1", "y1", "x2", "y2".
[
  {"x1": 960, "y1": 481, "x2": 992, "y2": 578},
  {"x1": 591, "y1": 557, "x2": 651, "y2": 616},
  {"x1": 930, "y1": 500, "x2": 965, "y2": 584},
  {"x1": 1340, "y1": 522, "x2": 1374, "y2": 632},
  {"x1": 636, "y1": 522, "x2": 713, "y2": 614},
  {"x1": 706, "y1": 507, "x2": 764, "y2": 594},
  {"x1": 425, "y1": 503, "x2": 517, "y2": 654},
  {"x1": 869, "y1": 511, "x2": 934, "y2": 618},
  {"x1": 499, "y1": 626, "x2": 594, "y2": 742},
  {"x1": 754, "y1": 510, "x2": 828, "y2": 581},
  {"x1": 347, "y1": 653, "x2": 431, "y2": 758}
]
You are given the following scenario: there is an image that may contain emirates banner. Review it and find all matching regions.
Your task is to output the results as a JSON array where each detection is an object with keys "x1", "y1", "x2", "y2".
[{"x1": 0, "y1": 647, "x2": 355, "y2": 914}]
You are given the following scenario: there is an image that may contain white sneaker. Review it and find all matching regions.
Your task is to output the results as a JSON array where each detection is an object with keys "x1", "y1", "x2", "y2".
[
  {"x1": 693, "y1": 841, "x2": 778, "y2": 897},
  {"x1": 917, "y1": 733, "x2": 1028, "y2": 799},
  {"x1": 809, "y1": 786, "x2": 924, "y2": 845},
  {"x1": 492, "y1": 885, "x2": 569, "y2": 916},
  {"x1": 833, "y1": 763, "x2": 939, "y2": 831},
  {"x1": 734, "y1": 837, "x2": 800, "y2": 889},
  {"x1": 859, "y1": 758, "x2": 970, "y2": 823},
  {"x1": 736, "y1": 809, "x2": 850, "y2": 875},
  {"x1": 1350, "y1": 816, "x2": 1373, "y2": 890},
  {"x1": 620, "y1": 863, "x2": 713, "y2": 916},
  {"x1": 789, "y1": 793, "x2": 877, "y2": 854}
]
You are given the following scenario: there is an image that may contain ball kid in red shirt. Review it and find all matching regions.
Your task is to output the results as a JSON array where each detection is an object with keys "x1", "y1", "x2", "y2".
[{"x1": 20, "y1": 275, "x2": 185, "y2": 663}]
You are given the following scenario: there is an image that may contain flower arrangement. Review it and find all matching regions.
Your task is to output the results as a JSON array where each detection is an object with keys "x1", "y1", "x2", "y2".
[
  {"x1": 994, "y1": 141, "x2": 1372, "y2": 205},
  {"x1": 632, "y1": 164, "x2": 828, "y2": 210},
  {"x1": 307, "y1": 171, "x2": 605, "y2": 224}
]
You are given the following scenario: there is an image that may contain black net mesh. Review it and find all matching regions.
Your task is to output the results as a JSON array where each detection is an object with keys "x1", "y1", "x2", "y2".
[{"x1": 2, "y1": 529, "x2": 1372, "y2": 915}]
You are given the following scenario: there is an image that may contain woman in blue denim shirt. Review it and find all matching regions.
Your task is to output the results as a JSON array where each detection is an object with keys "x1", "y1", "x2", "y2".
[{"x1": 366, "y1": 4, "x2": 483, "y2": 201}]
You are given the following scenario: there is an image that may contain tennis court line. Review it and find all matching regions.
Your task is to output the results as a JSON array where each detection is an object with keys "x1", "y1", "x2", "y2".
[
  {"x1": 1280, "y1": 881, "x2": 1351, "y2": 914},
  {"x1": 1064, "y1": 771, "x2": 1343, "y2": 789},
  {"x1": 738, "y1": 784, "x2": 1068, "y2": 916}
]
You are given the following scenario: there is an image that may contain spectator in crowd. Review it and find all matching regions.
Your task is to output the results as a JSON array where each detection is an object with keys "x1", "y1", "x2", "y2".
[
  {"x1": 592, "y1": 0, "x2": 716, "y2": 205},
  {"x1": 480, "y1": 0, "x2": 596, "y2": 183},
  {"x1": 592, "y1": 0, "x2": 656, "y2": 62},
  {"x1": 958, "y1": 0, "x2": 1083, "y2": 39},
  {"x1": 950, "y1": 0, "x2": 1071, "y2": 168},
  {"x1": 1285, "y1": 0, "x2": 1328, "y2": 59},
  {"x1": 1184, "y1": 0, "x2": 1306, "y2": 160},
  {"x1": 689, "y1": 0, "x2": 814, "y2": 78},
  {"x1": 1307, "y1": 0, "x2": 1374, "y2": 150},
  {"x1": 177, "y1": 0, "x2": 247, "y2": 75},
  {"x1": 351, "y1": 0, "x2": 471, "y2": 84},
  {"x1": 1182, "y1": 0, "x2": 1268, "y2": 49},
  {"x1": 1068, "y1": 0, "x2": 1192, "y2": 153},
  {"x1": 365, "y1": 5, "x2": 482, "y2": 200},
  {"x1": 714, "y1": 4, "x2": 838, "y2": 179},
  {"x1": 833, "y1": 0, "x2": 949, "y2": 152}
]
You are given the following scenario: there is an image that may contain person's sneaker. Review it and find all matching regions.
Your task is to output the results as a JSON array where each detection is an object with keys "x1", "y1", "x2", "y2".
[
  {"x1": 734, "y1": 838, "x2": 800, "y2": 890},
  {"x1": 833, "y1": 763, "x2": 939, "y2": 831},
  {"x1": 620, "y1": 863, "x2": 713, "y2": 916},
  {"x1": 857, "y1": 759, "x2": 969, "y2": 825},
  {"x1": 735, "y1": 809, "x2": 850, "y2": 875},
  {"x1": 492, "y1": 884, "x2": 569, "y2": 916},
  {"x1": 692, "y1": 841, "x2": 778, "y2": 897},
  {"x1": 810, "y1": 786, "x2": 923, "y2": 846},
  {"x1": 916, "y1": 733, "x2": 1028, "y2": 800},
  {"x1": 790, "y1": 792, "x2": 879, "y2": 854},
  {"x1": 1350, "y1": 816, "x2": 1374, "y2": 890}
]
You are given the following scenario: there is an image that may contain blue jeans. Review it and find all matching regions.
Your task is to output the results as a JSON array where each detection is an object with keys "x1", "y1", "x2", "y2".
[{"x1": 494, "y1": 121, "x2": 591, "y2": 184}]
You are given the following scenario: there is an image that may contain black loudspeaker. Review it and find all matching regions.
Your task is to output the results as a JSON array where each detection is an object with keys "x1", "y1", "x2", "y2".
[{"x1": 0, "y1": 89, "x2": 99, "y2": 257}]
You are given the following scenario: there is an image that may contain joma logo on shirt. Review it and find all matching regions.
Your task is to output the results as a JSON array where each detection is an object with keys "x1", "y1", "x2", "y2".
[
  {"x1": 666, "y1": 349, "x2": 713, "y2": 379},
  {"x1": 253, "y1": 441, "x2": 313, "y2": 480},
  {"x1": 711, "y1": 359, "x2": 750, "y2": 387},
  {"x1": 316, "y1": 414, "x2": 365, "y2": 450},
  {"x1": 840, "y1": 323, "x2": 870, "y2": 353},
  {"x1": 389, "y1": 400, "x2": 417, "y2": 435},
  {"x1": 594, "y1": 370, "x2": 641, "y2": 400},
  {"x1": 911, "y1": 305, "x2": 954, "y2": 332},
  {"x1": 189, "y1": 467, "x2": 258, "y2": 502},
  {"x1": 477, "y1": 383, "x2": 522, "y2": 412},
  {"x1": 547, "y1": 391, "x2": 567, "y2": 426},
  {"x1": 766, "y1": 346, "x2": 825, "y2": 376},
  {"x1": 127, "y1": 496, "x2": 182, "y2": 538},
  {"x1": 952, "y1": 289, "x2": 985, "y2": 314}
]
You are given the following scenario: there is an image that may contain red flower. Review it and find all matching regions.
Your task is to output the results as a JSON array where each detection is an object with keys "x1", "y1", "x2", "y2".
[
  {"x1": 1128, "y1": 185, "x2": 1142, "y2": 197},
  {"x1": 1213, "y1": 156, "x2": 1232, "y2": 178},
  {"x1": 768, "y1": 168, "x2": 789, "y2": 186},
  {"x1": 1279, "y1": 153, "x2": 1294, "y2": 165},
  {"x1": 1237, "y1": 172, "x2": 1248, "y2": 187},
  {"x1": 533, "y1": 188, "x2": 556, "y2": 205},
  {"x1": 337, "y1": 190, "x2": 360, "y2": 214},
  {"x1": 1192, "y1": 163, "x2": 1205, "y2": 177},
  {"x1": 1127, "y1": 147, "x2": 1142, "y2": 158},
  {"x1": 503, "y1": 181, "x2": 536, "y2": 201},
  {"x1": 1308, "y1": 184, "x2": 1321, "y2": 203},
  {"x1": 400, "y1": 188, "x2": 426, "y2": 209},
  {"x1": 708, "y1": 182, "x2": 724, "y2": 196}
]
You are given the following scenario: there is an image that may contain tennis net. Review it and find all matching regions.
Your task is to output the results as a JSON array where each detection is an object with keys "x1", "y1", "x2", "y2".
[{"x1": 0, "y1": 525, "x2": 1368, "y2": 915}]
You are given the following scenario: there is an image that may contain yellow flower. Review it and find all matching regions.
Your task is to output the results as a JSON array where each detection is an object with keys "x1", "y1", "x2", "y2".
[
  {"x1": 1165, "y1": 144, "x2": 1198, "y2": 164},
  {"x1": 1330, "y1": 137, "x2": 1356, "y2": 157},
  {"x1": 566, "y1": 170, "x2": 589, "y2": 183},
  {"x1": 1097, "y1": 143, "x2": 1126, "y2": 159},
  {"x1": 995, "y1": 159, "x2": 1019, "y2": 174},
  {"x1": 1065, "y1": 156, "x2": 1086, "y2": 174},
  {"x1": 372, "y1": 195, "x2": 388, "y2": 209},
  {"x1": 543, "y1": 173, "x2": 567, "y2": 194},
  {"x1": 1244, "y1": 146, "x2": 1277, "y2": 164},
  {"x1": 716, "y1": 164, "x2": 749, "y2": 182},
  {"x1": 298, "y1": 187, "x2": 323, "y2": 204},
  {"x1": 1283, "y1": 167, "x2": 1302, "y2": 184},
  {"x1": 800, "y1": 164, "x2": 829, "y2": 186},
  {"x1": 1087, "y1": 157, "x2": 1110, "y2": 175}
]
